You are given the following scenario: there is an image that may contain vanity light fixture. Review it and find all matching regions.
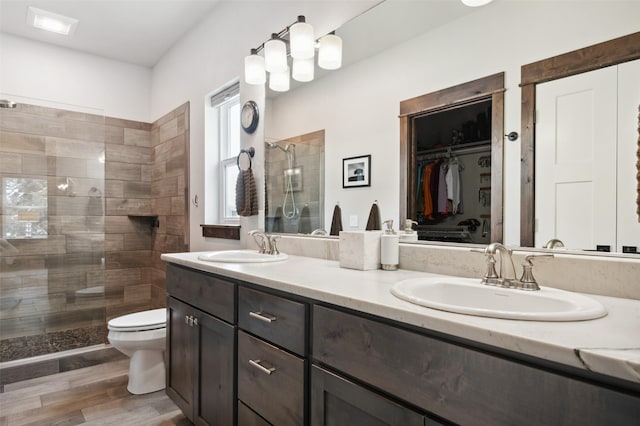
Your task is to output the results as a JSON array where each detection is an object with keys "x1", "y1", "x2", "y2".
[
  {"x1": 244, "y1": 15, "x2": 342, "y2": 91},
  {"x1": 461, "y1": 0, "x2": 494, "y2": 7},
  {"x1": 27, "y1": 6, "x2": 78, "y2": 35}
]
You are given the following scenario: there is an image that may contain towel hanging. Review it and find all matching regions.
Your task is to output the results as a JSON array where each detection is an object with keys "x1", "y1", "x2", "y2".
[
  {"x1": 330, "y1": 203, "x2": 343, "y2": 236},
  {"x1": 365, "y1": 200, "x2": 381, "y2": 230},
  {"x1": 298, "y1": 204, "x2": 311, "y2": 234}
]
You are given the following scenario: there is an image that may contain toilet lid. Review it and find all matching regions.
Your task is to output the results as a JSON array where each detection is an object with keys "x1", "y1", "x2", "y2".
[{"x1": 108, "y1": 308, "x2": 166, "y2": 331}]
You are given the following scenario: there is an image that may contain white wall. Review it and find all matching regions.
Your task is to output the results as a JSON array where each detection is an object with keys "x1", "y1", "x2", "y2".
[
  {"x1": 267, "y1": 0, "x2": 640, "y2": 246},
  {"x1": 150, "y1": 0, "x2": 378, "y2": 251},
  {"x1": 0, "y1": 34, "x2": 151, "y2": 121}
]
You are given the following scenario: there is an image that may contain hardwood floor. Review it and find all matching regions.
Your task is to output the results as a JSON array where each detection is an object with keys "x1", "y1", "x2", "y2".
[{"x1": 0, "y1": 359, "x2": 191, "y2": 426}]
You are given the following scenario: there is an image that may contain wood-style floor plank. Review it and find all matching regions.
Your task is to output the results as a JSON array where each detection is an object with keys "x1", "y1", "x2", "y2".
[{"x1": 0, "y1": 360, "x2": 190, "y2": 426}]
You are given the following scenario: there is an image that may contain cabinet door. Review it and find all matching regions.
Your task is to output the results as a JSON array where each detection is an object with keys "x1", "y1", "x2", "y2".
[
  {"x1": 193, "y1": 309, "x2": 235, "y2": 426},
  {"x1": 311, "y1": 366, "x2": 425, "y2": 426},
  {"x1": 166, "y1": 297, "x2": 195, "y2": 420}
]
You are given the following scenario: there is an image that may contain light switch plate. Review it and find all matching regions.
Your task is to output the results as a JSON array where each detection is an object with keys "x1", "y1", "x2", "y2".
[{"x1": 349, "y1": 215, "x2": 358, "y2": 227}]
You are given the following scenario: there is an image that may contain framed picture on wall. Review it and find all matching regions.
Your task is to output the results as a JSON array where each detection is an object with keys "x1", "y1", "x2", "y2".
[{"x1": 343, "y1": 155, "x2": 371, "y2": 188}]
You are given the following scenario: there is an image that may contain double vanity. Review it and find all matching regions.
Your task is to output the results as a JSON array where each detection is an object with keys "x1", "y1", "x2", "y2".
[{"x1": 161, "y1": 248, "x2": 640, "y2": 425}]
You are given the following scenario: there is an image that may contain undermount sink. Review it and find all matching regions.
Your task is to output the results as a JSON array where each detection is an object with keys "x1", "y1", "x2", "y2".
[
  {"x1": 197, "y1": 250, "x2": 288, "y2": 263},
  {"x1": 391, "y1": 277, "x2": 607, "y2": 321}
]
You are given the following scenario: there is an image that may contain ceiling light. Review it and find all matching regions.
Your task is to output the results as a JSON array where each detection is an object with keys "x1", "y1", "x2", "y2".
[
  {"x1": 461, "y1": 0, "x2": 494, "y2": 7},
  {"x1": 27, "y1": 7, "x2": 78, "y2": 36}
]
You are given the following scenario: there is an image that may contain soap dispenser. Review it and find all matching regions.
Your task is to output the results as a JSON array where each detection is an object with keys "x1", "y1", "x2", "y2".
[
  {"x1": 399, "y1": 219, "x2": 418, "y2": 241},
  {"x1": 381, "y1": 219, "x2": 399, "y2": 270}
]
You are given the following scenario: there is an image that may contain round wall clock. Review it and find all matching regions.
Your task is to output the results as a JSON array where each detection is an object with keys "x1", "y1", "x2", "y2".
[{"x1": 241, "y1": 100, "x2": 259, "y2": 134}]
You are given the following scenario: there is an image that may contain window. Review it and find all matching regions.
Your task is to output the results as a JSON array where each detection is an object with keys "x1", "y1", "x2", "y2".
[
  {"x1": 207, "y1": 82, "x2": 240, "y2": 224},
  {"x1": 2, "y1": 177, "x2": 48, "y2": 239}
]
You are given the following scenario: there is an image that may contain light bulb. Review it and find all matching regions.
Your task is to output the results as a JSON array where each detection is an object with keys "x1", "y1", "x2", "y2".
[
  {"x1": 292, "y1": 57, "x2": 314, "y2": 82},
  {"x1": 244, "y1": 50, "x2": 266, "y2": 85},
  {"x1": 264, "y1": 35, "x2": 287, "y2": 73},
  {"x1": 289, "y1": 16, "x2": 315, "y2": 59},
  {"x1": 269, "y1": 67, "x2": 290, "y2": 92},
  {"x1": 318, "y1": 33, "x2": 342, "y2": 70}
]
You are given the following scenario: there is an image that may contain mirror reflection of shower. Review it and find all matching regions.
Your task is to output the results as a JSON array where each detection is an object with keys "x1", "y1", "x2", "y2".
[{"x1": 266, "y1": 141, "x2": 299, "y2": 219}]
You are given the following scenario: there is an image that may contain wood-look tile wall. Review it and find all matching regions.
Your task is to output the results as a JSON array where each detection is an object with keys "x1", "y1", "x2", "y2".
[
  {"x1": 149, "y1": 103, "x2": 189, "y2": 310},
  {"x1": 0, "y1": 102, "x2": 189, "y2": 361}
]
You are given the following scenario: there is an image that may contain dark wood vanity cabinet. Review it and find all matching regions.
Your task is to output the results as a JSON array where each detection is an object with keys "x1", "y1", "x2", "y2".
[
  {"x1": 166, "y1": 264, "x2": 236, "y2": 425},
  {"x1": 165, "y1": 263, "x2": 640, "y2": 426},
  {"x1": 312, "y1": 305, "x2": 640, "y2": 425},
  {"x1": 236, "y1": 286, "x2": 308, "y2": 426},
  {"x1": 311, "y1": 365, "x2": 430, "y2": 426}
]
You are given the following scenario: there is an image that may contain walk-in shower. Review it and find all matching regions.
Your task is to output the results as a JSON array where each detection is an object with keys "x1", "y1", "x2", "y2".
[
  {"x1": 0, "y1": 99, "x2": 107, "y2": 362},
  {"x1": 267, "y1": 141, "x2": 298, "y2": 219}
]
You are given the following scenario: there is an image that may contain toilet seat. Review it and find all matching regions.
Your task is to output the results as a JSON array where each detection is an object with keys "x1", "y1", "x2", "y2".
[{"x1": 108, "y1": 308, "x2": 166, "y2": 332}]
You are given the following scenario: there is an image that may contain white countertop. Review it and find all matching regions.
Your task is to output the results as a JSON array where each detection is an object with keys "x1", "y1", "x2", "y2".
[{"x1": 161, "y1": 252, "x2": 640, "y2": 385}]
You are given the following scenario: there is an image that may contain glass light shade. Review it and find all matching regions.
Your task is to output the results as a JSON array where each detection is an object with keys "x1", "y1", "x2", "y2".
[
  {"x1": 264, "y1": 37, "x2": 287, "y2": 73},
  {"x1": 244, "y1": 53, "x2": 266, "y2": 85},
  {"x1": 269, "y1": 67, "x2": 290, "y2": 92},
  {"x1": 461, "y1": 0, "x2": 493, "y2": 6},
  {"x1": 290, "y1": 20, "x2": 315, "y2": 59},
  {"x1": 292, "y1": 57, "x2": 314, "y2": 82},
  {"x1": 318, "y1": 34, "x2": 342, "y2": 70}
]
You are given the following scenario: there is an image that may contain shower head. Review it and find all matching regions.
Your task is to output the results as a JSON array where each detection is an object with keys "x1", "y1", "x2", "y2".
[{"x1": 0, "y1": 99, "x2": 17, "y2": 109}]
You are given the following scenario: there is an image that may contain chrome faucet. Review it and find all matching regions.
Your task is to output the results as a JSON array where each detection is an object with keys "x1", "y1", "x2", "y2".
[
  {"x1": 474, "y1": 243, "x2": 554, "y2": 291},
  {"x1": 483, "y1": 242, "x2": 518, "y2": 287},
  {"x1": 248, "y1": 230, "x2": 271, "y2": 254},
  {"x1": 543, "y1": 238, "x2": 565, "y2": 249},
  {"x1": 248, "y1": 230, "x2": 281, "y2": 255}
]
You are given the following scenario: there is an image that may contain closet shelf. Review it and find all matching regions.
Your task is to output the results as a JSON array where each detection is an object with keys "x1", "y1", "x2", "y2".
[{"x1": 417, "y1": 140, "x2": 491, "y2": 158}]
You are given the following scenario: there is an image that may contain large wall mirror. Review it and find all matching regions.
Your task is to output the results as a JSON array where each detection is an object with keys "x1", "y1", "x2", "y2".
[
  {"x1": 264, "y1": 0, "x2": 640, "y2": 256},
  {"x1": 520, "y1": 32, "x2": 640, "y2": 254}
]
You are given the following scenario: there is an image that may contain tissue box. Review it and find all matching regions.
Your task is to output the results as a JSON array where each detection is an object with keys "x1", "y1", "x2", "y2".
[{"x1": 339, "y1": 231, "x2": 382, "y2": 270}]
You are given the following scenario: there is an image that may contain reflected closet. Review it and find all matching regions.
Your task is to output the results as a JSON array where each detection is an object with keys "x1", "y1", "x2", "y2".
[{"x1": 399, "y1": 73, "x2": 505, "y2": 243}]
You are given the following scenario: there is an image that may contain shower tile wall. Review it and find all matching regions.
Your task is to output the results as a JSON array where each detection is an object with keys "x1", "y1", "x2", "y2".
[
  {"x1": 0, "y1": 102, "x2": 189, "y2": 362},
  {"x1": 149, "y1": 103, "x2": 189, "y2": 310},
  {"x1": 266, "y1": 130, "x2": 324, "y2": 234}
]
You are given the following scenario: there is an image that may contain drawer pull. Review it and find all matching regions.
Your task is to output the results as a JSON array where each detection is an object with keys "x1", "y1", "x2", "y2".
[
  {"x1": 249, "y1": 311, "x2": 277, "y2": 323},
  {"x1": 249, "y1": 359, "x2": 277, "y2": 375}
]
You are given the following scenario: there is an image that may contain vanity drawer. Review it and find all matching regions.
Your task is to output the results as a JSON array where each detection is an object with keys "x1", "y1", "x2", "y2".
[
  {"x1": 238, "y1": 286, "x2": 306, "y2": 355},
  {"x1": 312, "y1": 305, "x2": 640, "y2": 425},
  {"x1": 166, "y1": 264, "x2": 235, "y2": 323},
  {"x1": 238, "y1": 331, "x2": 305, "y2": 426}
]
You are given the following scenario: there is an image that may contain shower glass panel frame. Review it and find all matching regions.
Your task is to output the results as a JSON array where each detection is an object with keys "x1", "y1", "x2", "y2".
[{"x1": 0, "y1": 98, "x2": 106, "y2": 363}]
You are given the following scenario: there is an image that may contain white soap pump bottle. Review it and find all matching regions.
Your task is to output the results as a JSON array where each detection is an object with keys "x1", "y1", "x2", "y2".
[{"x1": 381, "y1": 219, "x2": 399, "y2": 271}]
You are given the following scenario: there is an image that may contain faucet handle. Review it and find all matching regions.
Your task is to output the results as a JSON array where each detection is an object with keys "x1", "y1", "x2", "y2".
[
  {"x1": 268, "y1": 235, "x2": 281, "y2": 255},
  {"x1": 517, "y1": 254, "x2": 554, "y2": 291}
]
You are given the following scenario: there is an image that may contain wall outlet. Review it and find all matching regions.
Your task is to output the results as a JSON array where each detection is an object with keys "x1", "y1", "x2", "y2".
[{"x1": 349, "y1": 214, "x2": 358, "y2": 227}]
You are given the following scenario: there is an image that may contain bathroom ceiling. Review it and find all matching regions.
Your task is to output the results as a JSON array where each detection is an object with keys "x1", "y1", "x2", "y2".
[{"x1": 0, "y1": 0, "x2": 222, "y2": 67}]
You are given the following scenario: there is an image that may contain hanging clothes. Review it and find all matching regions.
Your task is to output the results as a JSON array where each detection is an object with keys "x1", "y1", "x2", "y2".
[
  {"x1": 438, "y1": 162, "x2": 448, "y2": 215},
  {"x1": 446, "y1": 162, "x2": 461, "y2": 214}
]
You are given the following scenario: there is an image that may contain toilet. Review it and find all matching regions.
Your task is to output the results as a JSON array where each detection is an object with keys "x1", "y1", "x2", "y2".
[{"x1": 107, "y1": 308, "x2": 167, "y2": 395}]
